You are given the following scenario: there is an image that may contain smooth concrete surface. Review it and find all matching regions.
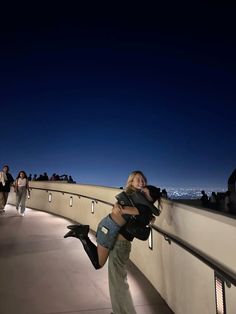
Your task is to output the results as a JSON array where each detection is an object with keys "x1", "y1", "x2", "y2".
[{"x1": 0, "y1": 205, "x2": 173, "y2": 314}]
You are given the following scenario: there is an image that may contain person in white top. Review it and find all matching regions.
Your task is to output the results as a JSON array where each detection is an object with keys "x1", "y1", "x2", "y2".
[{"x1": 14, "y1": 171, "x2": 30, "y2": 216}]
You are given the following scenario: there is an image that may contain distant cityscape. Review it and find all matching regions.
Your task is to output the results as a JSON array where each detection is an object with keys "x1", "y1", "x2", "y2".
[{"x1": 166, "y1": 187, "x2": 226, "y2": 200}]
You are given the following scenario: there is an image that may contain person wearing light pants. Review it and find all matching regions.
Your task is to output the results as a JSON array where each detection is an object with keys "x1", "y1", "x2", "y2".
[
  {"x1": 15, "y1": 171, "x2": 30, "y2": 216},
  {"x1": 108, "y1": 239, "x2": 136, "y2": 314},
  {"x1": 108, "y1": 170, "x2": 153, "y2": 314}
]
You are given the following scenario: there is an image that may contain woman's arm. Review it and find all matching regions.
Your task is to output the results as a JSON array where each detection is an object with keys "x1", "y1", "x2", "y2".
[
  {"x1": 112, "y1": 202, "x2": 139, "y2": 216},
  {"x1": 112, "y1": 203, "x2": 139, "y2": 216},
  {"x1": 122, "y1": 206, "x2": 139, "y2": 216},
  {"x1": 14, "y1": 179, "x2": 18, "y2": 192},
  {"x1": 111, "y1": 202, "x2": 139, "y2": 226},
  {"x1": 26, "y1": 179, "x2": 30, "y2": 194}
]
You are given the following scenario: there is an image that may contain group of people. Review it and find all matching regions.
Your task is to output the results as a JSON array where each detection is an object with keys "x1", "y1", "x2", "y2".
[
  {"x1": 0, "y1": 165, "x2": 76, "y2": 217},
  {"x1": 64, "y1": 170, "x2": 162, "y2": 314},
  {"x1": 200, "y1": 190, "x2": 235, "y2": 214},
  {"x1": 0, "y1": 165, "x2": 30, "y2": 216},
  {"x1": 29, "y1": 172, "x2": 75, "y2": 183}
]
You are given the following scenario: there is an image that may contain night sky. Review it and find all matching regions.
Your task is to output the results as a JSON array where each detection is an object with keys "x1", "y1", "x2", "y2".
[{"x1": 1, "y1": 3, "x2": 235, "y2": 189}]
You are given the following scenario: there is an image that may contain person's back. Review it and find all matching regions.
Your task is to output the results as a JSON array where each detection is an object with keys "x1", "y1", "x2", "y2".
[
  {"x1": 200, "y1": 190, "x2": 209, "y2": 207},
  {"x1": 228, "y1": 168, "x2": 236, "y2": 192},
  {"x1": 209, "y1": 192, "x2": 218, "y2": 210},
  {"x1": 43, "y1": 172, "x2": 49, "y2": 180},
  {"x1": 68, "y1": 175, "x2": 74, "y2": 183},
  {"x1": 224, "y1": 191, "x2": 231, "y2": 212},
  {"x1": 161, "y1": 188, "x2": 168, "y2": 199},
  {"x1": 229, "y1": 191, "x2": 236, "y2": 215},
  {"x1": 32, "y1": 174, "x2": 37, "y2": 181}
]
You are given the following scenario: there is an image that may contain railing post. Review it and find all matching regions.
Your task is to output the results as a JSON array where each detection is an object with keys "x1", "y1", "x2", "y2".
[{"x1": 214, "y1": 271, "x2": 228, "y2": 314}]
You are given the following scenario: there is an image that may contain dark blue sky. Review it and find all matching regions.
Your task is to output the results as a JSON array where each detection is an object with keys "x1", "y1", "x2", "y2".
[{"x1": 1, "y1": 3, "x2": 235, "y2": 189}]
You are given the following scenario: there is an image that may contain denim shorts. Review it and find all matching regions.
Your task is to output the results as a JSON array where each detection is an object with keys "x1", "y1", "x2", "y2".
[{"x1": 96, "y1": 214, "x2": 121, "y2": 249}]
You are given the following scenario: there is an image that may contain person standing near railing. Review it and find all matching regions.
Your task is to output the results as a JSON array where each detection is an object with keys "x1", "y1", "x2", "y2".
[
  {"x1": 228, "y1": 168, "x2": 236, "y2": 193},
  {"x1": 108, "y1": 170, "x2": 151, "y2": 314},
  {"x1": 64, "y1": 170, "x2": 161, "y2": 314},
  {"x1": 200, "y1": 190, "x2": 209, "y2": 208},
  {"x1": 14, "y1": 171, "x2": 30, "y2": 217}
]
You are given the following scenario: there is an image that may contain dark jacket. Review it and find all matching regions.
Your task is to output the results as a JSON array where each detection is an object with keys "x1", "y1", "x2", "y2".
[
  {"x1": 0, "y1": 173, "x2": 14, "y2": 192},
  {"x1": 115, "y1": 191, "x2": 157, "y2": 241},
  {"x1": 119, "y1": 204, "x2": 153, "y2": 241}
]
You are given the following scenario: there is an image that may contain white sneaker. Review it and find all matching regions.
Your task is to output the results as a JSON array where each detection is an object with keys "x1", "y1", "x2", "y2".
[{"x1": 20, "y1": 213, "x2": 25, "y2": 217}]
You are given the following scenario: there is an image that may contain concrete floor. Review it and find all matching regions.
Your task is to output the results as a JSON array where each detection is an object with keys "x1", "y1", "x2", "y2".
[{"x1": 0, "y1": 205, "x2": 173, "y2": 314}]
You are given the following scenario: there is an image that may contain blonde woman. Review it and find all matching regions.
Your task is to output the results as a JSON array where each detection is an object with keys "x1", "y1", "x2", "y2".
[
  {"x1": 15, "y1": 171, "x2": 30, "y2": 216},
  {"x1": 65, "y1": 171, "x2": 161, "y2": 314},
  {"x1": 108, "y1": 170, "x2": 159, "y2": 314}
]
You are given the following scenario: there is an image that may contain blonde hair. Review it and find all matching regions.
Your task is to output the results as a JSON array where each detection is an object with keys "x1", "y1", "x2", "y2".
[{"x1": 125, "y1": 170, "x2": 147, "y2": 194}]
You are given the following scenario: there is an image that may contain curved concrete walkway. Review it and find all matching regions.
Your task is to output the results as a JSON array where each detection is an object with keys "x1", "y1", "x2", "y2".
[{"x1": 0, "y1": 205, "x2": 173, "y2": 314}]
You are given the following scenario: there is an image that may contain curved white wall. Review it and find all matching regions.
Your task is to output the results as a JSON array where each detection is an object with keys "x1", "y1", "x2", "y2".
[{"x1": 8, "y1": 182, "x2": 236, "y2": 314}]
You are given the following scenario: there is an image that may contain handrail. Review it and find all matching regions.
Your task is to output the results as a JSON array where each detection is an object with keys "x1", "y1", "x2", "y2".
[
  {"x1": 152, "y1": 225, "x2": 236, "y2": 287},
  {"x1": 30, "y1": 187, "x2": 114, "y2": 206},
  {"x1": 30, "y1": 186, "x2": 236, "y2": 287}
]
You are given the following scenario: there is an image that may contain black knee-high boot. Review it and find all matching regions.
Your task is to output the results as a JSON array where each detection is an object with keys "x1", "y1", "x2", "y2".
[
  {"x1": 64, "y1": 224, "x2": 101, "y2": 270},
  {"x1": 79, "y1": 236, "x2": 101, "y2": 270}
]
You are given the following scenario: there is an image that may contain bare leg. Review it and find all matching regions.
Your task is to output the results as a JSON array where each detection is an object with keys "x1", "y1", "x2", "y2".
[{"x1": 97, "y1": 244, "x2": 109, "y2": 267}]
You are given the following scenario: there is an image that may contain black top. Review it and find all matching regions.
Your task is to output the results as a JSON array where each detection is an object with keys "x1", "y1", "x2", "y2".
[
  {"x1": 116, "y1": 190, "x2": 157, "y2": 241},
  {"x1": 119, "y1": 204, "x2": 153, "y2": 241},
  {"x1": 228, "y1": 168, "x2": 236, "y2": 185},
  {"x1": 0, "y1": 173, "x2": 14, "y2": 192},
  {"x1": 116, "y1": 190, "x2": 160, "y2": 216}
]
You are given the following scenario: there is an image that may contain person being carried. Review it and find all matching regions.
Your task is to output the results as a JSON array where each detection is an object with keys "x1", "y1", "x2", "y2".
[{"x1": 64, "y1": 182, "x2": 161, "y2": 269}]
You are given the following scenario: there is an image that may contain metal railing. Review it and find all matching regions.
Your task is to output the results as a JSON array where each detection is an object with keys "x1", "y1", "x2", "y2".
[{"x1": 152, "y1": 225, "x2": 236, "y2": 287}]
